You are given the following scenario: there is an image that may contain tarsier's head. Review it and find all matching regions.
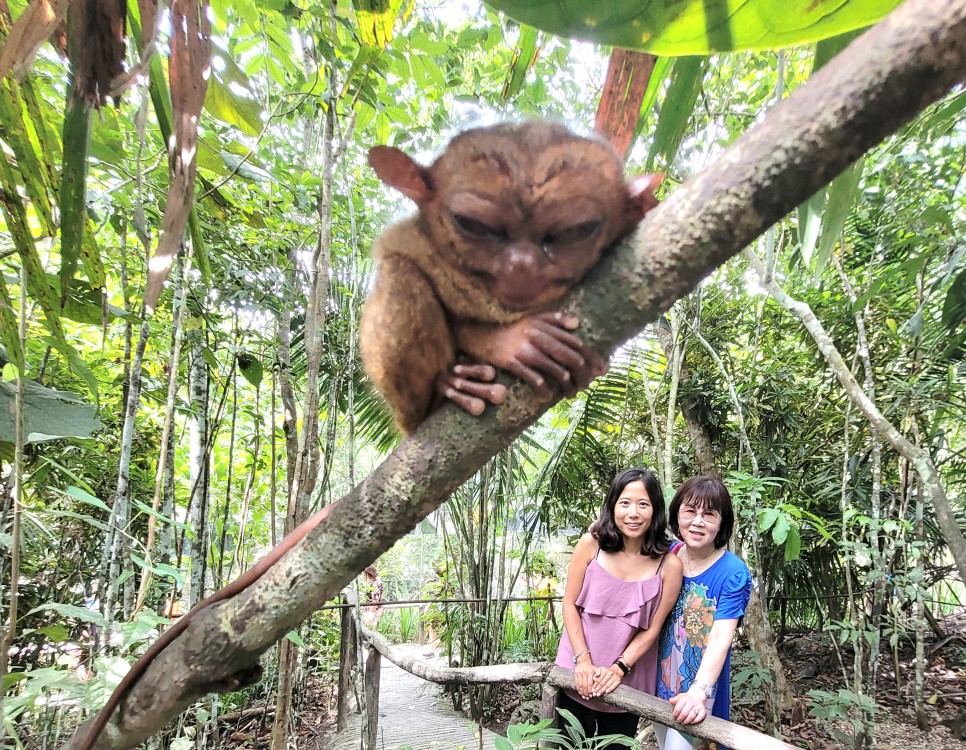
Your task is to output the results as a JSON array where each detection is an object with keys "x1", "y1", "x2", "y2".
[{"x1": 369, "y1": 120, "x2": 661, "y2": 312}]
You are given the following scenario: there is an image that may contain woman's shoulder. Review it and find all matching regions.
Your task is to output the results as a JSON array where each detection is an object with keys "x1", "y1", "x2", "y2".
[
  {"x1": 572, "y1": 533, "x2": 599, "y2": 562},
  {"x1": 717, "y1": 551, "x2": 753, "y2": 591},
  {"x1": 663, "y1": 551, "x2": 684, "y2": 574}
]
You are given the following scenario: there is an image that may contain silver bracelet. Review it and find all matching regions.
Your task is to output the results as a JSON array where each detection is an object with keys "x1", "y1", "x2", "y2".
[
  {"x1": 691, "y1": 679, "x2": 714, "y2": 698},
  {"x1": 572, "y1": 648, "x2": 590, "y2": 664}
]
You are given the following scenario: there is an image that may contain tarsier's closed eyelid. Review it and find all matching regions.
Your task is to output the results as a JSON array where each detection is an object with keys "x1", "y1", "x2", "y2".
[
  {"x1": 544, "y1": 220, "x2": 602, "y2": 246},
  {"x1": 452, "y1": 213, "x2": 508, "y2": 240}
]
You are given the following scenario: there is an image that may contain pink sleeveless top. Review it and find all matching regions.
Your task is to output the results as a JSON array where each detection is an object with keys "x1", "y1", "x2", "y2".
[{"x1": 555, "y1": 555, "x2": 665, "y2": 712}]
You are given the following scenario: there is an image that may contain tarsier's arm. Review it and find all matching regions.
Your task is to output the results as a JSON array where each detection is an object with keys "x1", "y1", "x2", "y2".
[{"x1": 360, "y1": 254, "x2": 461, "y2": 434}]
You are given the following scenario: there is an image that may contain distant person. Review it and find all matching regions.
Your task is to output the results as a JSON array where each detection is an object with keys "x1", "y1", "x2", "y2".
[
  {"x1": 654, "y1": 476, "x2": 752, "y2": 750},
  {"x1": 361, "y1": 565, "x2": 384, "y2": 628},
  {"x1": 555, "y1": 468, "x2": 683, "y2": 740}
]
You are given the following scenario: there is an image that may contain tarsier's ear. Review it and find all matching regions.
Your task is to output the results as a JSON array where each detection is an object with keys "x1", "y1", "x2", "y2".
[
  {"x1": 368, "y1": 146, "x2": 434, "y2": 205},
  {"x1": 625, "y1": 173, "x2": 664, "y2": 223}
]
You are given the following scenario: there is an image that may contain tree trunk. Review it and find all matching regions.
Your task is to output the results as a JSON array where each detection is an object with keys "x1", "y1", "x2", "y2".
[
  {"x1": 107, "y1": 317, "x2": 150, "y2": 620},
  {"x1": 654, "y1": 316, "x2": 717, "y2": 478},
  {"x1": 661, "y1": 310, "x2": 683, "y2": 488},
  {"x1": 187, "y1": 331, "x2": 210, "y2": 607}
]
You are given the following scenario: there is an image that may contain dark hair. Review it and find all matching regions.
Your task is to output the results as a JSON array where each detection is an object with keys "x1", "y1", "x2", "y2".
[
  {"x1": 668, "y1": 475, "x2": 735, "y2": 549},
  {"x1": 591, "y1": 468, "x2": 669, "y2": 558}
]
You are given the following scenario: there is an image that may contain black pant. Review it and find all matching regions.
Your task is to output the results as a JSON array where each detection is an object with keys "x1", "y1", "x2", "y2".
[{"x1": 558, "y1": 691, "x2": 640, "y2": 740}]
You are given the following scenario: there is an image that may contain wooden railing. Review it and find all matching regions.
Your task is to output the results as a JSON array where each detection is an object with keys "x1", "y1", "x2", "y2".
[{"x1": 334, "y1": 603, "x2": 800, "y2": 750}]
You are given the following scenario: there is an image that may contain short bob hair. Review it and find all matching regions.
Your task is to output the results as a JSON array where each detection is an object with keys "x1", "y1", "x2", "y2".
[
  {"x1": 591, "y1": 468, "x2": 670, "y2": 558},
  {"x1": 668, "y1": 475, "x2": 735, "y2": 549}
]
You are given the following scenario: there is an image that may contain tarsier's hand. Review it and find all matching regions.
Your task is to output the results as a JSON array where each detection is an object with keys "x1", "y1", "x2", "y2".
[
  {"x1": 484, "y1": 312, "x2": 609, "y2": 399},
  {"x1": 436, "y1": 363, "x2": 508, "y2": 416}
]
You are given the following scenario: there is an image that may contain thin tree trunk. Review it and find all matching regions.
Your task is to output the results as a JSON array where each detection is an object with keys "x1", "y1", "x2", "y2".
[
  {"x1": 639, "y1": 351, "x2": 666, "y2": 480},
  {"x1": 654, "y1": 317, "x2": 716, "y2": 477},
  {"x1": 0, "y1": 269, "x2": 26, "y2": 747},
  {"x1": 135, "y1": 250, "x2": 188, "y2": 613},
  {"x1": 187, "y1": 333, "x2": 210, "y2": 607},
  {"x1": 745, "y1": 248, "x2": 966, "y2": 587},
  {"x1": 228, "y1": 382, "x2": 261, "y2": 583},
  {"x1": 108, "y1": 317, "x2": 150, "y2": 621},
  {"x1": 216, "y1": 367, "x2": 238, "y2": 589},
  {"x1": 661, "y1": 309, "x2": 683, "y2": 488},
  {"x1": 160, "y1": 406, "x2": 177, "y2": 570},
  {"x1": 912, "y1": 464, "x2": 928, "y2": 729}
]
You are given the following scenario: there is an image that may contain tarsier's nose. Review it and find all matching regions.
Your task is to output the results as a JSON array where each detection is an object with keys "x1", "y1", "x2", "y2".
[{"x1": 504, "y1": 241, "x2": 545, "y2": 274}]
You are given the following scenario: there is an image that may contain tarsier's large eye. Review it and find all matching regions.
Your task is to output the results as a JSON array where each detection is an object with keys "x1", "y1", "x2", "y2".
[
  {"x1": 453, "y1": 213, "x2": 508, "y2": 241},
  {"x1": 543, "y1": 220, "x2": 601, "y2": 247}
]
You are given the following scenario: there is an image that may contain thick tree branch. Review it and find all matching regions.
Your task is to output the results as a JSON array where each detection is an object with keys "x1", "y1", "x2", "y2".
[{"x1": 66, "y1": 0, "x2": 966, "y2": 747}]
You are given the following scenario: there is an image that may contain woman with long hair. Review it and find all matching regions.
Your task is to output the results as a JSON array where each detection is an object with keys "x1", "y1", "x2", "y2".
[{"x1": 555, "y1": 468, "x2": 683, "y2": 739}]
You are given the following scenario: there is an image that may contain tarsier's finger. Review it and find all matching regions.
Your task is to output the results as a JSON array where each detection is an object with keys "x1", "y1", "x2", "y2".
[
  {"x1": 442, "y1": 388, "x2": 486, "y2": 415},
  {"x1": 437, "y1": 373, "x2": 507, "y2": 414},
  {"x1": 515, "y1": 341, "x2": 583, "y2": 383},
  {"x1": 529, "y1": 317, "x2": 609, "y2": 378},
  {"x1": 452, "y1": 363, "x2": 499, "y2": 382},
  {"x1": 525, "y1": 323, "x2": 587, "y2": 371},
  {"x1": 535, "y1": 311, "x2": 580, "y2": 331}
]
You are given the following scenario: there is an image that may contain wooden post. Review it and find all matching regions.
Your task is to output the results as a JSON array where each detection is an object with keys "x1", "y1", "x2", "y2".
[
  {"x1": 539, "y1": 682, "x2": 559, "y2": 724},
  {"x1": 539, "y1": 681, "x2": 561, "y2": 748},
  {"x1": 337, "y1": 603, "x2": 358, "y2": 730},
  {"x1": 363, "y1": 645, "x2": 382, "y2": 750}
]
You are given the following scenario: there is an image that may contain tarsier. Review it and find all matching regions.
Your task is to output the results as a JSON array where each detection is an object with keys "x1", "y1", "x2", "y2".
[
  {"x1": 361, "y1": 120, "x2": 662, "y2": 433},
  {"x1": 77, "y1": 121, "x2": 660, "y2": 750}
]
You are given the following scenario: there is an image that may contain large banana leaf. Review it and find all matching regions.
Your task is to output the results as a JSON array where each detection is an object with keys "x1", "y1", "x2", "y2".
[
  {"x1": 485, "y1": 0, "x2": 900, "y2": 54},
  {"x1": 0, "y1": 379, "x2": 100, "y2": 445}
]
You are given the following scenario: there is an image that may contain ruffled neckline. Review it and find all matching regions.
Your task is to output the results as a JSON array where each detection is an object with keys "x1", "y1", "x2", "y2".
[{"x1": 575, "y1": 558, "x2": 664, "y2": 620}]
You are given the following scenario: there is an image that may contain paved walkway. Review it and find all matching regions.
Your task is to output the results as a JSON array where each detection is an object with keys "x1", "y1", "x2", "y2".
[{"x1": 324, "y1": 648, "x2": 499, "y2": 750}]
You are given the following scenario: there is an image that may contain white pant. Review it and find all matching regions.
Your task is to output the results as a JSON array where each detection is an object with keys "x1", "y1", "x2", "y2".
[{"x1": 652, "y1": 723, "x2": 697, "y2": 750}]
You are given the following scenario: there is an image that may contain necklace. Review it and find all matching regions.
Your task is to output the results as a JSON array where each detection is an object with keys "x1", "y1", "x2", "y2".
[
  {"x1": 684, "y1": 547, "x2": 717, "y2": 577},
  {"x1": 684, "y1": 548, "x2": 697, "y2": 577}
]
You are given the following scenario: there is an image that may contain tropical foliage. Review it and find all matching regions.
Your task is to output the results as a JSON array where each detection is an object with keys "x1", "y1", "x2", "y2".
[{"x1": 0, "y1": 0, "x2": 962, "y2": 749}]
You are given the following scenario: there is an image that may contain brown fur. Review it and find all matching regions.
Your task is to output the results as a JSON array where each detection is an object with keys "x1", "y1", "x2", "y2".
[{"x1": 362, "y1": 120, "x2": 661, "y2": 433}]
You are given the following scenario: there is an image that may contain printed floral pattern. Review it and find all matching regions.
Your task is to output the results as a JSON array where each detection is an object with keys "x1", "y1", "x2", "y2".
[
  {"x1": 682, "y1": 584, "x2": 715, "y2": 648},
  {"x1": 657, "y1": 550, "x2": 752, "y2": 750}
]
